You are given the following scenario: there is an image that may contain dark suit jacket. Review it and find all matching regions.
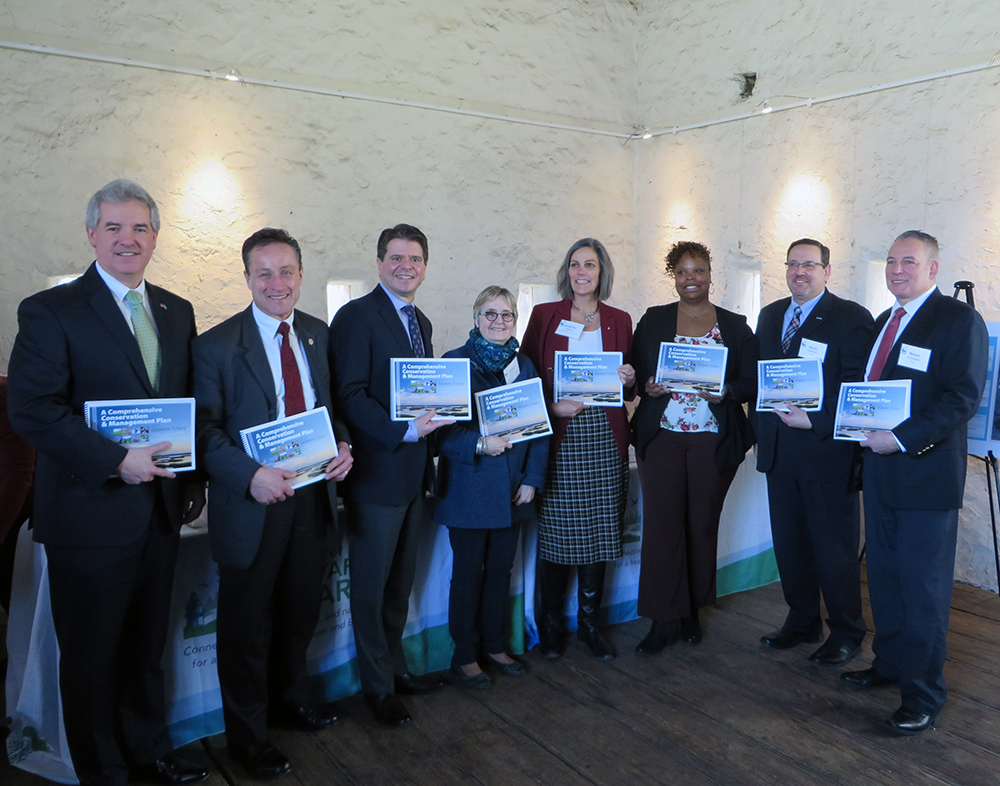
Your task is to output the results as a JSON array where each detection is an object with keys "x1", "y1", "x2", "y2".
[
  {"x1": 631, "y1": 302, "x2": 757, "y2": 473},
  {"x1": 434, "y1": 338, "x2": 549, "y2": 529},
  {"x1": 7, "y1": 262, "x2": 196, "y2": 546},
  {"x1": 864, "y1": 289, "x2": 988, "y2": 510},
  {"x1": 519, "y1": 299, "x2": 634, "y2": 461},
  {"x1": 753, "y1": 290, "x2": 873, "y2": 485},
  {"x1": 193, "y1": 306, "x2": 344, "y2": 569},
  {"x1": 329, "y1": 285, "x2": 434, "y2": 505}
]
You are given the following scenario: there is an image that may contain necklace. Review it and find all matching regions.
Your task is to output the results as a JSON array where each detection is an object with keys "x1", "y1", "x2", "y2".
[{"x1": 572, "y1": 302, "x2": 598, "y2": 323}]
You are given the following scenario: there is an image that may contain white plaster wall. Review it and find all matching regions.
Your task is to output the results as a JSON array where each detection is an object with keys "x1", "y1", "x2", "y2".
[
  {"x1": 0, "y1": 0, "x2": 638, "y2": 361},
  {"x1": 634, "y1": 0, "x2": 1000, "y2": 588}
]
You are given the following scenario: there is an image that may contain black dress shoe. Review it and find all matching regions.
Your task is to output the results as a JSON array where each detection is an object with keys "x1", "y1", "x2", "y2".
[
  {"x1": 394, "y1": 671, "x2": 448, "y2": 695},
  {"x1": 680, "y1": 616, "x2": 702, "y2": 644},
  {"x1": 635, "y1": 620, "x2": 680, "y2": 655},
  {"x1": 886, "y1": 707, "x2": 934, "y2": 734},
  {"x1": 451, "y1": 665, "x2": 493, "y2": 690},
  {"x1": 486, "y1": 653, "x2": 528, "y2": 676},
  {"x1": 759, "y1": 627, "x2": 823, "y2": 650},
  {"x1": 807, "y1": 640, "x2": 861, "y2": 667},
  {"x1": 840, "y1": 667, "x2": 898, "y2": 689},
  {"x1": 364, "y1": 692, "x2": 412, "y2": 727},
  {"x1": 278, "y1": 702, "x2": 340, "y2": 730},
  {"x1": 132, "y1": 752, "x2": 209, "y2": 784},
  {"x1": 229, "y1": 742, "x2": 292, "y2": 780}
]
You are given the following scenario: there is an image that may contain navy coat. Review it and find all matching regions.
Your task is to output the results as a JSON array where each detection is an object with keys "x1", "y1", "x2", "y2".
[{"x1": 434, "y1": 337, "x2": 549, "y2": 529}]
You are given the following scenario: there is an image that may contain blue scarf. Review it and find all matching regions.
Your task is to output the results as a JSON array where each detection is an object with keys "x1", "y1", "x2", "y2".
[{"x1": 471, "y1": 328, "x2": 519, "y2": 373}]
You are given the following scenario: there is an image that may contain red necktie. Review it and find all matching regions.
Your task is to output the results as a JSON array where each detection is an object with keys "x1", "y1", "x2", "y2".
[
  {"x1": 276, "y1": 322, "x2": 306, "y2": 415},
  {"x1": 868, "y1": 307, "x2": 906, "y2": 381}
]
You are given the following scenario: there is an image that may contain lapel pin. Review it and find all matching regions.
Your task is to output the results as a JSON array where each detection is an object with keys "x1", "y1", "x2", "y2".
[
  {"x1": 308, "y1": 338, "x2": 314, "y2": 345},
  {"x1": 159, "y1": 303, "x2": 168, "y2": 309}
]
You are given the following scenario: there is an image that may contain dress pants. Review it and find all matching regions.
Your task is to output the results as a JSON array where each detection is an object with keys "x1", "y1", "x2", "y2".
[
  {"x1": 45, "y1": 508, "x2": 177, "y2": 786},
  {"x1": 346, "y1": 494, "x2": 427, "y2": 695},
  {"x1": 863, "y1": 475, "x2": 958, "y2": 717},
  {"x1": 765, "y1": 466, "x2": 865, "y2": 646},
  {"x1": 216, "y1": 484, "x2": 330, "y2": 749},
  {"x1": 637, "y1": 429, "x2": 736, "y2": 622},
  {"x1": 447, "y1": 522, "x2": 520, "y2": 667}
]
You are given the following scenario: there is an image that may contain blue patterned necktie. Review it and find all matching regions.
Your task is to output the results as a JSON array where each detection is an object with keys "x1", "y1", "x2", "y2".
[
  {"x1": 124, "y1": 289, "x2": 161, "y2": 389},
  {"x1": 402, "y1": 304, "x2": 426, "y2": 358},
  {"x1": 781, "y1": 306, "x2": 802, "y2": 355}
]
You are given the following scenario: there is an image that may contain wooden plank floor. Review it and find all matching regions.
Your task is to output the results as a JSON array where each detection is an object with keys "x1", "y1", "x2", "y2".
[{"x1": 6, "y1": 572, "x2": 1000, "y2": 786}]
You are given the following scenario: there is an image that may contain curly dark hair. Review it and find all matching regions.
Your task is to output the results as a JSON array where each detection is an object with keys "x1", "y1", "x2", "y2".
[{"x1": 665, "y1": 241, "x2": 712, "y2": 275}]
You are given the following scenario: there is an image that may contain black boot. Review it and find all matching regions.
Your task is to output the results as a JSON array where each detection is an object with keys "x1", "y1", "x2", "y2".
[
  {"x1": 536, "y1": 560, "x2": 570, "y2": 659},
  {"x1": 576, "y1": 562, "x2": 615, "y2": 660},
  {"x1": 635, "y1": 619, "x2": 680, "y2": 655},
  {"x1": 680, "y1": 612, "x2": 702, "y2": 644}
]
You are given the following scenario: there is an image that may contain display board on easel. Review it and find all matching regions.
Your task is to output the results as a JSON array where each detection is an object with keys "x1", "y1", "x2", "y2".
[{"x1": 967, "y1": 322, "x2": 1000, "y2": 458}]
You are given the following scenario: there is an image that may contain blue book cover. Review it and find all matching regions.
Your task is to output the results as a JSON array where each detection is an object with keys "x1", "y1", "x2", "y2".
[
  {"x1": 833, "y1": 380, "x2": 912, "y2": 441},
  {"x1": 756, "y1": 358, "x2": 823, "y2": 412},
  {"x1": 239, "y1": 407, "x2": 338, "y2": 489},
  {"x1": 553, "y1": 351, "x2": 624, "y2": 407},
  {"x1": 84, "y1": 397, "x2": 196, "y2": 471},
  {"x1": 655, "y1": 342, "x2": 728, "y2": 394},
  {"x1": 390, "y1": 358, "x2": 472, "y2": 421},
  {"x1": 475, "y1": 377, "x2": 552, "y2": 445}
]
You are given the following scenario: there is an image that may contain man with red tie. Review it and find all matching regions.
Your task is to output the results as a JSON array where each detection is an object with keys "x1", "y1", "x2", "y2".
[
  {"x1": 193, "y1": 228, "x2": 352, "y2": 777},
  {"x1": 840, "y1": 231, "x2": 988, "y2": 734}
]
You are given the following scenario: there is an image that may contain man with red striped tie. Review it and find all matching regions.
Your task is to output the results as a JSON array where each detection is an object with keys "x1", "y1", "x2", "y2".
[
  {"x1": 193, "y1": 228, "x2": 353, "y2": 777},
  {"x1": 840, "y1": 230, "x2": 988, "y2": 735}
]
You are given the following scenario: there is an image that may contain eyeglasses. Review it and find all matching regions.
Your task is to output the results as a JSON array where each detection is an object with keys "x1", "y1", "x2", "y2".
[
  {"x1": 784, "y1": 261, "x2": 825, "y2": 271},
  {"x1": 479, "y1": 310, "x2": 516, "y2": 324}
]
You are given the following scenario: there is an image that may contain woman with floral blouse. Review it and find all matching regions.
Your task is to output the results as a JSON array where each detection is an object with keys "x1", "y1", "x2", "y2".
[{"x1": 630, "y1": 241, "x2": 757, "y2": 654}]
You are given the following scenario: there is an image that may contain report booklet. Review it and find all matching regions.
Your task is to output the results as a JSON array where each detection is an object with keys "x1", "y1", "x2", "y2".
[
  {"x1": 553, "y1": 351, "x2": 624, "y2": 407},
  {"x1": 390, "y1": 357, "x2": 472, "y2": 421},
  {"x1": 833, "y1": 380, "x2": 912, "y2": 441},
  {"x1": 239, "y1": 407, "x2": 338, "y2": 488},
  {"x1": 84, "y1": 397, "x2": 196, "y2": 471},
  {"x1": 654, "y1": 342, "x2": 728, "y2": 395},
  {"x1": 475, "y1": 377, "x2": 553, "y2": 445},
  {"x1": 756, "y1": 358, "x2": 823, "y2": 412}
]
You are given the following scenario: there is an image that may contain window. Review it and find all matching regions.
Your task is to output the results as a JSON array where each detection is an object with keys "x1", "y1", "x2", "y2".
[
  {"x1": 515, "y1": 282, "x2": 559, "y2": 342},
  {"x1": 327, "y1": 279, "x2": 365, "y2": 322}
]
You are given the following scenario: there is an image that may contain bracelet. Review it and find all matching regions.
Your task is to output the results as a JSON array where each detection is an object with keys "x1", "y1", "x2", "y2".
[{"x1": 475, "y1": 437, "x2": 485, "y2": 456}]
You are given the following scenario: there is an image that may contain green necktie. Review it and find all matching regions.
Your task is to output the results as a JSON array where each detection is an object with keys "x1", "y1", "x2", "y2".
[{"x1": 124, "y1": 289, "x2": 161, "y2": 389}]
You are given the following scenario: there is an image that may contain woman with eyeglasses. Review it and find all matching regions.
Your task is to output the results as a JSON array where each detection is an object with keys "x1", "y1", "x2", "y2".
[
  {"x1": 630, "y1": 241, "x2": 757, "y2": 653},
  {"x1": 435, "y1": 286, "x2": 549, "y2": 690},
  {"x1": 520, "y1": 239, "x2": 636, "y2": 660}
]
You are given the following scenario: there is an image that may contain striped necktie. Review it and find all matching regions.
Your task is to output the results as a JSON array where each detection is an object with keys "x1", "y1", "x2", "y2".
[{"x1": 781, "y1": 306, "x2": 802, "y2": 355}]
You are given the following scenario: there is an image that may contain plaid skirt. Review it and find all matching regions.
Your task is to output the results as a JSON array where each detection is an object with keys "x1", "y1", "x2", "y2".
[{"x1": 537, "y1": 406, "x2": 628, "y2": 564}]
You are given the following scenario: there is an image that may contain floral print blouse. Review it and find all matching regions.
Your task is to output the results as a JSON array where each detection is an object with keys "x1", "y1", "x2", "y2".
[{"x1": 659, "y1": 326, "x2": 723, "y2": 434}]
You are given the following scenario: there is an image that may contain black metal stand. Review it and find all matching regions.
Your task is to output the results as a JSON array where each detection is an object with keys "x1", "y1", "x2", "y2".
[{"x1": 983, "y1": 451, "x2": 1000, "y2": 593}]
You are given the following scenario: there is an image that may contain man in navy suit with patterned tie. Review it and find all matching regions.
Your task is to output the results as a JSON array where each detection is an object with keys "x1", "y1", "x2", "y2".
[
  {"x1": 755, "y1": 239, "x2": 873, "y2": 666},
  {"x1": 840, "y1": 231, "x2": 988, "y2": 734},
  {"x1": 329, "y1": 224, "x2": 452, "y2": 727},
  {"x1": 193, "y1": 228, "x2": 353, "y2": 777}
]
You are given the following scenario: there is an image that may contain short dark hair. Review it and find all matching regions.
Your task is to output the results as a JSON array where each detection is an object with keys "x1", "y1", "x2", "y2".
[
  {"x1": 86, "y1": 179, "x2": 160, "y2": 232},
  {"x1": 894, "y1": 230, "x2": 939, "y2": 259},
  {"x1": 665, "y1": 241, "x2": 711, "y2": 275},
  {"x1": 786, "y1": 238, "x2": 830, "y2": 267},
  {"x1": 555, "y1": 238, "x2": 615, "y2": 301},
  {"x1": 241, "y1": 227, "x2": 302, "y2": 272},
  {"x1": 377, "y1": 223, "x2": 428, "y2": 262}
]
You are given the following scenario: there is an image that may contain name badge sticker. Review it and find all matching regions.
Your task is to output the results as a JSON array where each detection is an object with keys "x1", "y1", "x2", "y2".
[
  {"x1": 798, "y1": 338, "x2": 828, "y2": 362},
  {"x1": 898, "y1": 343, "x2": 931, "y2": 372},
  {"x1": 503, "y1": 357, "x2": 520, "y2": 385},
  {"x1": 555, "y1": 319, "x2": 585, "y2": 340}
]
